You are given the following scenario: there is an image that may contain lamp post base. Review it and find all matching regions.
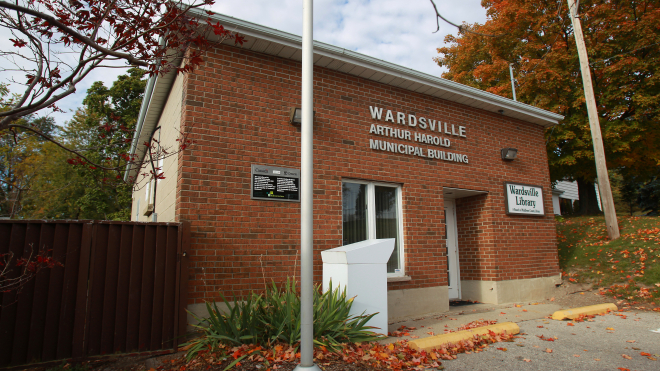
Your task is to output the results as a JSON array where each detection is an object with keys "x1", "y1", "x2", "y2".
[{"x1": 293, "y1": 364, "x2": 322, "y2": 371}]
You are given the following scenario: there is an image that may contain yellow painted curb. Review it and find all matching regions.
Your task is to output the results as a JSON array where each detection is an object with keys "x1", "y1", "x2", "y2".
[
  {"x1": 551, "y1": 303, "x2": 617, "y2": 320},
  {"x1": 408, "y1": 322, "x2": 520, "y2": 352}
]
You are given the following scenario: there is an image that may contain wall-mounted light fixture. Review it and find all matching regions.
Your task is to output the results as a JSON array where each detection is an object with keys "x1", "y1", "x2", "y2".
[
  {"x1": 501, "y1": 148, "x2": 518, "y2": 161},
  {"x1": 289, "y1": 108, "x2": 315, "y2": 126}
]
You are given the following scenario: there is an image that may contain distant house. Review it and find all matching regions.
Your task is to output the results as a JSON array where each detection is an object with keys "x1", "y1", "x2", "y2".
[{"x1": 552, "y1": 180, "x2": 601, "y2": 215}]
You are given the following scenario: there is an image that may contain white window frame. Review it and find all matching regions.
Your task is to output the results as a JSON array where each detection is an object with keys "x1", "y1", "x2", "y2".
[{"x1": 341, "y1": 179, "x2": 405, "y2": 277}]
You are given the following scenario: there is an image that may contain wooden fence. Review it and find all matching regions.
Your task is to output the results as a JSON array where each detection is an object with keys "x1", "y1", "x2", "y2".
[{"x1": 0, "y1": 220, "x2": 190, "y2": 367}]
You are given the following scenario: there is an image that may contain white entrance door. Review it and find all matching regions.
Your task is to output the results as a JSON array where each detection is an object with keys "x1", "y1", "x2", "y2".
[{"x1": 445, "y1": 199, "x2": 461, "y2": 300}]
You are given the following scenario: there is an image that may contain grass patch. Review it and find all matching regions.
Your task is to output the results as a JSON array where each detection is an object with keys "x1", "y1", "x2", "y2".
[{"x1": 557, "y1": 215, "x2": 660, "y2": 307}]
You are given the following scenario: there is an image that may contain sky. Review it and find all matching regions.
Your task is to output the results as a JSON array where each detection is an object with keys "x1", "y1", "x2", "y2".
[{"x1": 1, "y1": 0, "x2": 488, "y2": 125}]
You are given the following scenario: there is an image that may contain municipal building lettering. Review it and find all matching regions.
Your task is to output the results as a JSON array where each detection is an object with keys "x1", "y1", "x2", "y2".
[{"x1": 367, "y1": 106, "x2": 469, "y2": 163}]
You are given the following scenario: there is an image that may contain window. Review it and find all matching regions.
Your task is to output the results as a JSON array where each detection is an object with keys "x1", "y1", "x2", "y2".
[{"x1": 342, "y1": 180, "x2": 404, "y2": 275}]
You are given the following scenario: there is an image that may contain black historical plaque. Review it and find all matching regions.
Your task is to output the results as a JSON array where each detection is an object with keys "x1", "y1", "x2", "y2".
[{"x1": 251, "y1": 164, "x2": 300, "y2": 202}]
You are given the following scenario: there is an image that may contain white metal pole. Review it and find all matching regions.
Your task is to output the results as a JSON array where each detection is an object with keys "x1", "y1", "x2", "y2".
[
  {"x1": 509, "y1": 63, "x2": 517, "y2": 101},
  {"x1": 295, "y1": 0, "x2": 320, "y2": 370},
  {"x1": 566, "y1": 0, "x2": 620, "y2": 239}
]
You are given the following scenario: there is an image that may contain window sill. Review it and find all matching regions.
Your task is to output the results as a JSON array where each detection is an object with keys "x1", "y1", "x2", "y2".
[{"x1": 387, "y1": 276, "x2": 412, "y2": 283}]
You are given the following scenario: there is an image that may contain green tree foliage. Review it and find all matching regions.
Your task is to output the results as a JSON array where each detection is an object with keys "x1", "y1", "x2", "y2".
[
  {"x1": 614, "y1": 171, "x2": 641, "y2": 216},
  {"x1": 637, "y1": 175, "x2": 660, "y2": 215},
  {"x1": 2, "y1": 69, "x2": 147, "y2": 220},
  {"x1": 0, "y1": 86, "x2": 60, "y2": 218},
  {"x1": 435, "y1": 0, "x2": 660, "y2": 214}
]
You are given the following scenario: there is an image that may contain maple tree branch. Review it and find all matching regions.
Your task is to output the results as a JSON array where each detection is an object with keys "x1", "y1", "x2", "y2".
[
  {"x1": 0, "y1": 1, "x2": 149, "y2": 67},
  {"x1": 111, "y1": 3, "x2": 204, "y2": 53},
  {"x1": 0, "y1": 57, "x2": 103, "y2": 125},
  {"x1": 10, "y1": 8, "x2": 45, "y2": 108},
  {"x1": 429, "y1": 0, "x2": 502, "y2": 38}
]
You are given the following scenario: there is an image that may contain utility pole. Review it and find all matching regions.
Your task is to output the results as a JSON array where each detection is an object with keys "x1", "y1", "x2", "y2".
[
  {"x1": 566, "y1": 0, "x2": 619, "y2": 239},
  {"x1": 294, "y1": 0, "x2": 321, "y2": 370}
]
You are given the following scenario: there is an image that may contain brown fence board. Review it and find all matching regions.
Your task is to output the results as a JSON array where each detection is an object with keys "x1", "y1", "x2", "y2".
[
  {"x1": 126, "y1": 225, "x2": 145, "y2": 352},
  {"x1": 41, "y1": 223, "x2": 71, "y2": 361},
  {"x1": 12, "y1": 223, "x2": 42, "y2": 364},
  {"x1": 138, "y1": 226, "x2": 156, "y2": 351},
  {"x1": 150, "y1": 225, "x2": 167, "y2": 349},
  {"x1": 72, "y1": 222, "x2": 93, "y2": 358},
  {"x1": 0, "y1": 223, "x2": 9, "y2": 324},
  {"x1": 100, "y1": 224, "x2": 122, "y2": 355},
  {"x1": 0, "y1": 220, "x2": 189, "y2": 367},
  {"x1": 113, "y1": 224, "x2": 134, "y2": 353},
  {"x1": 0, "y1": 223, "x2": 27, "y2": 365},
  {"x1": 26, "y1": 223, "x2": 56, "y2": 363},
  {"x1": 175, "y1": 222, "x2": 191, "y2": 350},
  {"x1": 161, "y1": 226, "x2": 178, "y2": 349},
  {"x1": 86, "y1": 224, "x2": 108, "y2": 356},
  {"x1": 56, "y1": 223, "x2": 83, "y2": 360}
]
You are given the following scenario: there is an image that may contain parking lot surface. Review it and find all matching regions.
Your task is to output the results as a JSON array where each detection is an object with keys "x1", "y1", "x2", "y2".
[{"x1": 385, "y1": 302, "x2": 660, "y2": 370}]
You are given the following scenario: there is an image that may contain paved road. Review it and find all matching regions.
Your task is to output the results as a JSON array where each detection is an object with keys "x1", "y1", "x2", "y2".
[{"x1": 385, "y1": 302, "x2": 660, "y2": 370}]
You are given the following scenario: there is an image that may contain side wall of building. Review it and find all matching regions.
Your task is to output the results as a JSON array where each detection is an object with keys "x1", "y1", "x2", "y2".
[
  {"x1": 177, "y1": 43, "x2": 560, "y2": 315},
  {"x1": 131, "y1": 74, "x2": 184, "y2": 223}
]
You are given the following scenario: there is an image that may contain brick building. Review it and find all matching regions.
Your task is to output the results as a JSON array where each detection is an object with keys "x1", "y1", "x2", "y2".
[{"x1": 128, "y1": 12, "x2": 564, "y2": 323}]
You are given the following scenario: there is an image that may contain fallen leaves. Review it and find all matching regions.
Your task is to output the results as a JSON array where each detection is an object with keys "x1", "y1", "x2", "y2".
[
  {"x1": 545, "y1": 348, "x2": 553, "y2": 353},
  {"x1": 558, "y1": 217, "x2": 660, "y2": 310},
  {"x1": 389, "y1": 325, "x2": 416, "y2": 337},
  {"x1": 622, "y1": 354, "x2": 632, "y2": 360}
]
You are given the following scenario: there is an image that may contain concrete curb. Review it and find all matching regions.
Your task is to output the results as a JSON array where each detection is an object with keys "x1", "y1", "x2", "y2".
[
  {"x1": 408, "y1": 322, "x2": 520, "y2": 352},
  {"x1": 551, "y1": 303, "x2": 617, "y2": 320}
]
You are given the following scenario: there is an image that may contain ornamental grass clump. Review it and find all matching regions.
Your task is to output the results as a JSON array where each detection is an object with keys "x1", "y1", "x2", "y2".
[{"x1": 185, "y1": 278, "x2": 382, "y2": 360}]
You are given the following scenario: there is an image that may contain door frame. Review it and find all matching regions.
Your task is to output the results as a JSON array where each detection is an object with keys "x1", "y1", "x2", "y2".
[{"x1": 445, "y1": 198, "x2": 461, "y2": 300}]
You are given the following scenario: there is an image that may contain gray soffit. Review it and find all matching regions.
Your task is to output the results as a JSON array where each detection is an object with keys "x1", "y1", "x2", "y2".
[{"x1": 196, "y1": 9, "x2": 563, "y2": 127}]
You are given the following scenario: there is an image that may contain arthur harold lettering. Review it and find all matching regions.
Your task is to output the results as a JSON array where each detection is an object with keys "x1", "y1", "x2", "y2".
[
  {"x1": 504, "y1": 183, "x2": 545, "y2": 216},
  {"x1": 251, "y1": 164, "x2": 300, "y2": 202}
]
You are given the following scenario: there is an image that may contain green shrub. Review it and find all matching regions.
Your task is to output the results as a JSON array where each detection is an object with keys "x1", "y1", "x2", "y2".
[{"x1": 185, "y1": 278, "x2": 382, "y2": 359}]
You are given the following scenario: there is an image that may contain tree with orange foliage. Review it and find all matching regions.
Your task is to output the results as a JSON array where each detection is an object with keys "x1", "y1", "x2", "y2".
[{"x1": 434, "y1": 0, "x2": 660, "y2": 214}]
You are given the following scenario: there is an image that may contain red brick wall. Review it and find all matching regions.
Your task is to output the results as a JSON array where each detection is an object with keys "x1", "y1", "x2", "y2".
[
  {"x1": 455, "y1": 193, "x2": 559, "y2": 282},
  {"x1": 176, "y1": 43, "x2": 560, "y2": 305}
]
